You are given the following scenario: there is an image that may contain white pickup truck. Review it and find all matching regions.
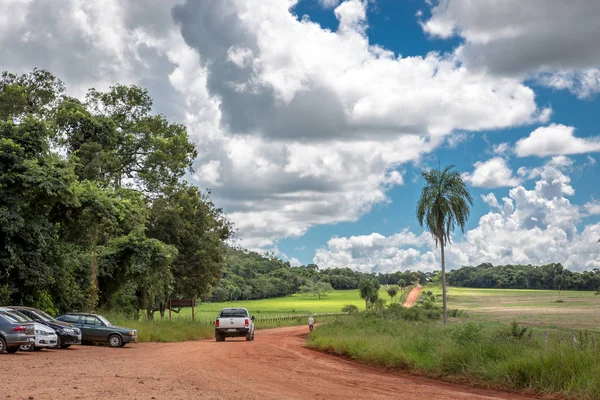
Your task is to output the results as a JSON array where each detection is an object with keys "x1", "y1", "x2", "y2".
[{"x1": 215, "y1": 308, "x2": 255, "y2": 342}]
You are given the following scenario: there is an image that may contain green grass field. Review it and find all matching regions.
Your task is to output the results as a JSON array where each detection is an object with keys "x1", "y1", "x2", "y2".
[{"x1": 167, "y1": 289, "x2": 369, "y2": 320}]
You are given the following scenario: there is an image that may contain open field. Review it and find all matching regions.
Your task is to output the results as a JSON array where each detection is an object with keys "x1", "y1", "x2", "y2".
[{"x1": 437, "y1": 287, "x2": 600, "y2": 331}]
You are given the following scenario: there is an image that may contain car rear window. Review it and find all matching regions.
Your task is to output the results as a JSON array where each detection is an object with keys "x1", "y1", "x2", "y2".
[{"x1": 219, "y1": 309, "x2": 248, "y2": 318}]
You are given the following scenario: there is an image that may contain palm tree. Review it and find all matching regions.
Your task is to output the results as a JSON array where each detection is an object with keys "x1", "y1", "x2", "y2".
[{"x1": 417, "y1": 165, "x2": 472, "y2": 324}]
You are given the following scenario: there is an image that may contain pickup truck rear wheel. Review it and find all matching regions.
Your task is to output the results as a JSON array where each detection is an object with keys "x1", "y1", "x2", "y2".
[
  {"x1": 215, "y1": 332, "x2": 225, "y2": 342},
  {"x1": 245, "y1": 333, "x2": 252, "y2": 341}
]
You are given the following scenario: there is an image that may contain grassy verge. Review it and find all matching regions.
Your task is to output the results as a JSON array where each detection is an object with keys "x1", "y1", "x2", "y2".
[
  {"x1": 105, "y1": 312, "x2": 341, "y2": 343},
  {"x1": 308, "y1": 313, "x2": 600, "y2": 399}
]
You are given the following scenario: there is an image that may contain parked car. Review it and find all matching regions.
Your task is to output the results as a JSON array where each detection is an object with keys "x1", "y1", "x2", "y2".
[
  {"x1": 0, "y1": 307, "x2": 57, "y2": 351},
  {"x1": 56, "y1": 313, "x2": 137, "y2": 348},
  {"x1": 0, "y1": 311, "x2": 35, "y2": 354},
  {"x1": 9, "y1": 306, "x2": 81, "y2": 349},
  {"x1": 215, "y1": 308, "x2": 255, "y2": 342}
]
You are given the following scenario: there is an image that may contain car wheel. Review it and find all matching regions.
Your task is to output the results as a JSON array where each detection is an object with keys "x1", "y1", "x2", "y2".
[
  {"x1": 54, "y1": 335, "x2": 62, "y2": 349},
  {"x1": 245, "y1": 333, "x2": 252, "y2": 341},
  {"x1": 6, "y1": 346, "x2": 20, "y2": 354},
  {"x1": 0, "y1": 337, "x2": 6, "y2": 354},
  {"x1": 108, "y1": 334, "x2": 123, "y2": 348},
  {"x1": 215, "y1": 333, "x2": 224, "y2": 342},
  {"x1": 20, "y1": 344, "x2": 34, "y2": 352}
]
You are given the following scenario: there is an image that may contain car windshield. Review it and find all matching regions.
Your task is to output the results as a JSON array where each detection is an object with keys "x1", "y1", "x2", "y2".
[
  {"x1": 34, "y1": 310, "x2": 55, "y2": 322},
  {"x1": 97, "y1": 315, "x2": 112, "y2": 326},
  {"x1": 220, "y1": 309, "x2": 248, "y2": 318}
]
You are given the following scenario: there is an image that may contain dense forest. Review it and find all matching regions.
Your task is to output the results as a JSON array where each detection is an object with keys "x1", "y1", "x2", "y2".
[{"x1": 0, "y1": 69, "x2": 232, "y2": 317}]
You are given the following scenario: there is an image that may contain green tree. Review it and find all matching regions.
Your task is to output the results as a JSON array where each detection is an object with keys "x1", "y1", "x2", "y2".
[
  {"x1": 146, "y1": 185, "x2": 233, "y2": 310},
  {"x1": 386, "y1": 285, "x2": 399, "y2": 303},
  {"x1": 359, "y1": 278, "x2": 380, "y2": 310},
  {"x1": 299, "y1": 280, "x2": 334, "y2": 299},
  {"x1": 56, "y1": 85, "x2": 197, "y2": 192},
  {"x1": 417, "y1": 165, "x2": 472, "y2": 324}
]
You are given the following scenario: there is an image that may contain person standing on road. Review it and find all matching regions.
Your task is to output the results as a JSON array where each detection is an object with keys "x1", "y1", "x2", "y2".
[{"x1": 308, "y1": 316, "x2": 315, "y2": 332}]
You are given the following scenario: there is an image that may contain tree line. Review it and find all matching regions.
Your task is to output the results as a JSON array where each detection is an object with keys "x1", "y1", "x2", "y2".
[
  {"x1": 206, "y1": 247, "x2": 430, "y2": 302},
  {"x1": 0, "y1": 69, "x2": 232, "y2": 318},
  {"x1": 447, "y1": 263, "x2": 600, "y2": 291}
]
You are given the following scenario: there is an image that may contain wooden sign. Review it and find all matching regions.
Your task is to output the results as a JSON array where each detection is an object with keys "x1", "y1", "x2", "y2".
[{"x1": 168, "y1": 298, "x2": 196, "y2": 321}]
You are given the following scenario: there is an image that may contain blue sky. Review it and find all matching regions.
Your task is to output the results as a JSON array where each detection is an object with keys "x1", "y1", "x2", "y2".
[
  {"x1": 273, "y1": 0, "x2": 600, "y2": 269},
  {"x1": 2, "y1": 0, "x2": 599, "y2": 272}
]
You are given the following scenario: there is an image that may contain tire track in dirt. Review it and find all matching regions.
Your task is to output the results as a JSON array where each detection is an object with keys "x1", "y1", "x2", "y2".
[{"x1": 403, "y1": 285, "x2": 423, "y2": 307}]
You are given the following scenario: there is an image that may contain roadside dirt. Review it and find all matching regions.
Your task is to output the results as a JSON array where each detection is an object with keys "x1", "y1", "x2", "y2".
[
  {"x1": 403, "y1": 285, "x2": 423, "y2": 307},
  {"x1": 1, "y1": 325, "x2": 539, "y2": 400}
]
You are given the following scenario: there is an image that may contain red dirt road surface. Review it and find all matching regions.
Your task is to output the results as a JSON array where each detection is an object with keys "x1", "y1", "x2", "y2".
[
  {"x1": 1, "y1": 325, "x2": 537, "y2": 400},
  {"x1": 403, "y1": 285, "x2": 423, "y2": 307}
]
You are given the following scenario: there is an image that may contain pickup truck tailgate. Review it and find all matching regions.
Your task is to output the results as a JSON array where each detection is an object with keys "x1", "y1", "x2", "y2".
[{"x1": 218, "y1": 317, "x2": 247, "y2": 329}]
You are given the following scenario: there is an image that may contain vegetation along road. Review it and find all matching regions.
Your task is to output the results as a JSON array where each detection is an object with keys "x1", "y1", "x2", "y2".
[{"x1": 2, "y1": 325, "x2": 537, "y2": 400}]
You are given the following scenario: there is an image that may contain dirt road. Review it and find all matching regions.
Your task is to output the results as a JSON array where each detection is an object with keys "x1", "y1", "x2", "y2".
[
  {"x1": 1, "y1": 325, "x2": 537, "y2": 400},
  {"x1": 403, "y1": 285, "x2": 423, "y2": 307}
]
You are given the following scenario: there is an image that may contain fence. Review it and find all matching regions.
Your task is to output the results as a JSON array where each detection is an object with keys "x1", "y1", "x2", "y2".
[{"x1": 199, "y1": 312, "x2": 349, "y2": 325}]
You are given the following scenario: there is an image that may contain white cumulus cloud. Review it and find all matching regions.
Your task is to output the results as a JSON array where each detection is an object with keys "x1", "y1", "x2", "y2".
[
  {"x1": 515, "y1": 124, "x2": 600, "y2": 157},
  {"x1": 463, "y1": 157, "x2": 521, "y2": 188}
]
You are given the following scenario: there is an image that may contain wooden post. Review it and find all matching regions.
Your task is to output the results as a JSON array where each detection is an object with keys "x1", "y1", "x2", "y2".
[
  {"x1": 192, "y1": 298, "x2": 195, "y2": 322},
  {"x1": 169, "y1": 300, "x2": 172, "y2": 321},
  {"x1": 572, "y1": 332, "x2": 577, "y2": 349},
  {"x1": 544, "y1": 331, "x2": 548, "y2": 348}
]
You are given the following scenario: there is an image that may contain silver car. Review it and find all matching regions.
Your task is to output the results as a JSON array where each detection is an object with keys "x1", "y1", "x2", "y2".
[
  {"x1": 0, "y1": 311, "x2": 35, "y2": 353},
  {"x1": 0, "y1": 308, "x2": 57, "y2": 351}
]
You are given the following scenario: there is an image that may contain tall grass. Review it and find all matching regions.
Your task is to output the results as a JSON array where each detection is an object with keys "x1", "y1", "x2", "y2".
[{"x1": 308, "y1": 314, "x2": 600, "y2": 399}]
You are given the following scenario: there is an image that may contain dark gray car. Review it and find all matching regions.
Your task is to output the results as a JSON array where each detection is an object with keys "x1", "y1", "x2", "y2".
[{"x1": 0, "y1": 311, "x2": 35, "y2": 353}]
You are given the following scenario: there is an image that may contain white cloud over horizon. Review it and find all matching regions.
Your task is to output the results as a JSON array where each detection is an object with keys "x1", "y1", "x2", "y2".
[{"x1": 315, "y1": 158, "x2": 600, "y2": 272}]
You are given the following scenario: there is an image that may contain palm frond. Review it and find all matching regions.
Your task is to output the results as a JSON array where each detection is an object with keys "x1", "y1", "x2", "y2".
[{"x1": 416, "y1": 165, "x2": 472, "y2": 246}]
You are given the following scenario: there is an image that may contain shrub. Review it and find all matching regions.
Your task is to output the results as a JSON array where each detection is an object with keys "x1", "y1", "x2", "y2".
[
  {"x1": 341, "y1": 304, "x2": 359, "y2": 314},
  {"x1": 450, "y1": 322, "x2": 483, "y2": 345}
]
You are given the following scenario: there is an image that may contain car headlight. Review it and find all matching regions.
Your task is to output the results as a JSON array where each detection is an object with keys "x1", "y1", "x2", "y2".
[
  {"x1": 35, "y1": 330, "x2": 50, "y2": 335},
  {"x1": 128, "y1": 330, "x2": 136, "y2": 336},
  {"x1": 59, "y1": 328, "x2": 73, "y2": 334}
]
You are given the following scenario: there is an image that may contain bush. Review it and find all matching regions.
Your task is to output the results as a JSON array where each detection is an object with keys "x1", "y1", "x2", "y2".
[
  {"x1": 450, "y1": 322, "x2": 483, "y2": 345},
  {"x1": 341, "y1": 304, "x2": 359, "y2": 314}
]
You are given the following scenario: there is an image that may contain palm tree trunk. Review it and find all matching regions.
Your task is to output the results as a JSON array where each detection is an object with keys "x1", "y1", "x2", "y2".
[{"x1": 441, "y1": 242, "x2": 448, "y2": 325}]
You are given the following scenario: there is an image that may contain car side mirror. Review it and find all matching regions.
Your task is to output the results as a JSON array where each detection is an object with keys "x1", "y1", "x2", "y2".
[{"x1": 251, "y1": 316, "x2": 256, "y2": 321}]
